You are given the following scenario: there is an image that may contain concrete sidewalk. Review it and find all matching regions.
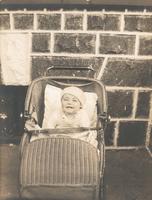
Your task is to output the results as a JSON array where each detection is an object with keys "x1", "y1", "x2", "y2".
[
  {"x1": 0, "y1": 145, "x2": 152, "y2": 200},
  {"x1": 104, "y1": 148, "x2": 152, "y2": 200}
]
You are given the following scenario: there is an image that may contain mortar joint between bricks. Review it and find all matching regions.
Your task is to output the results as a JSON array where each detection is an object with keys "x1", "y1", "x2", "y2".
[
  {"x1": 146, "y1": 126, "x2": 151, "y2": 147},
  {"x1": 43, "y1": 8, "x2": 47, "y2": 12},
  {"x1": 106, "y1": 86, "x2": 152, "y2": 92},
  {"x1": 97, "y1": 56, "x2": 108, "y2": 80},
  {"x1": 113, "y1": 121, "x2": 120, "y2": 147},
  {"x1": 120, "y1": 13, "x2": 125, "y2": 32},
  {"x1": 95, "y1": 33, "x2": 100, "y2": 55},
  {"x1": 33, "y1": 13, "x2": 37, "y2": 30},
  {"x1": 83, "y1": 9, "x2": 87, "y2": 31},
  {"x1": 61, "y1": 12, "x2": 65, "y2": 31},
  {"x1": 145, "y1": 92, "x2": 152, "y2": 146},
  {"x1": 110, "y1": 118, "x2": 149, "y2": 122},
  {"x1": 105, "y1": 146, "x2": 141, "y2": 150},
  {"x1": 10, "y1": 12, "x2": 14, "y2": 31},
  {"x1": 134, "y1": 35, "x2": 139, "y2": 57},
  {"x1": 146, "y1": 147, "x2": 152, "y2": 158},
  {"x1": 50, "y1": 32, "x2": 54, "y2": 54},
  {"x1": 132, "y1": 90, "x2": 139, "y2": 119}
]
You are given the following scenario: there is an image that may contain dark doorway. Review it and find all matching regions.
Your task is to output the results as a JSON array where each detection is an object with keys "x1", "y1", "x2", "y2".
[{"x1": 0, "y1": 86, "x2": 28, "y2": 144}]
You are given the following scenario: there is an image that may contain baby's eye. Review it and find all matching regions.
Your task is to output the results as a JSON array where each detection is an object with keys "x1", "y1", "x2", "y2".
[
  {"x1": 63, "y1": 98, "x2": 69, "y2": 102},
  {"x1": 72, "y1": 99, "x2": 78, "y2": 102}
]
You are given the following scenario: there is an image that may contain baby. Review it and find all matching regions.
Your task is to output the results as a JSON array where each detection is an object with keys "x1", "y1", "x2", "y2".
[
  {"x1": 43, "y1": 86, "x2": 90, "y2": 129},
  {"x1": 26, "y1": 86, "x2": 97, "y2": 147}
]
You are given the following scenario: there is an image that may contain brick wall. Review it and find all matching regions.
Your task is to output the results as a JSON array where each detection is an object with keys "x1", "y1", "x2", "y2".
[{"x1": 0, "y1": 9, "x2": 152, "y2": 149}]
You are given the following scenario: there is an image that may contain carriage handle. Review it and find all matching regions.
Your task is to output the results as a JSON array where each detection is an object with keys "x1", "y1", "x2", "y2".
[{"x1": 45, "y1": 65, "x2": 96, "y2": 77}]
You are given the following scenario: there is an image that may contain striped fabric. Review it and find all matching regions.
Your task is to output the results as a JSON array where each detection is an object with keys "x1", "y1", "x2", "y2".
[{"x1": 20, "y1": 137, "x2": 100, "y2": 187}]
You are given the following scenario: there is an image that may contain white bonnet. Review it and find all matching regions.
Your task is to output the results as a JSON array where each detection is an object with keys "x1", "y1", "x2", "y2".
[{"x1": 61, "y1": 86, "x2": 86, "y2": 107}]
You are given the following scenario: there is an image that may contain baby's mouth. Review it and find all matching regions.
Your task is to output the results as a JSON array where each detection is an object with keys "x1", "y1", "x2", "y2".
[{"x1": 66, "y1": 106, "x2": 73, "y2": 109}]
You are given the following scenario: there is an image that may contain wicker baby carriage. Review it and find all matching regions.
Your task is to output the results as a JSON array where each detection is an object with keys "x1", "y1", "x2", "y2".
[{"x1": 19, "y1": 66, "x2": 109, "y2": 200}]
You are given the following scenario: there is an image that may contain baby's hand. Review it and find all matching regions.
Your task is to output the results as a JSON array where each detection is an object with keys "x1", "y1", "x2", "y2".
[{"x1": 25, "y1": 119, "x2": 41, "y2": 131}]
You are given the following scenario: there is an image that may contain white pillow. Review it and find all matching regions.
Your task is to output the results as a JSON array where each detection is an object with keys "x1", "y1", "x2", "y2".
[{"x1": 42, "y1": 84, "x2": 98, "y2": 128}]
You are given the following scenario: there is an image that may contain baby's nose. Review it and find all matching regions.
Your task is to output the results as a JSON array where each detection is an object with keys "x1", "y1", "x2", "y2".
[{"x1": 67, "y1": 100, "x2": 73, "y2": 104}]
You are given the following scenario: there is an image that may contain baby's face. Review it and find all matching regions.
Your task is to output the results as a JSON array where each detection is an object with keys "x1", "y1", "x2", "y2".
[{"x1": 61, "y1": 93, "x2": 81, "y2": 115}]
